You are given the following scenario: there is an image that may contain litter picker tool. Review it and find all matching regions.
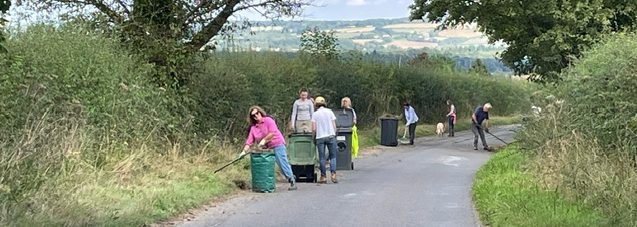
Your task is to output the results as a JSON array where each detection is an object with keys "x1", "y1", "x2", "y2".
[
  {"x1": 399, "y1": 127, "x2": 410, "y2": 144},
  {"x1": 214, "y1": 151, "x2": 249, "y2": 174}
]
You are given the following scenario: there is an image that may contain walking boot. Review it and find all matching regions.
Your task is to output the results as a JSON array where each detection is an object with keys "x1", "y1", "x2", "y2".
[
  {"x1": 288, "y1": 178, "x2": 297, "y2": 190},
  {"x1": 318, "y1": 175, "x2": 327, "y2": 184}
]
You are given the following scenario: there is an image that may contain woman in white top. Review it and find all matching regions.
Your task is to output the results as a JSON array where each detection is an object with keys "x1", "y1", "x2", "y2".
[
  {"x1": 290, "y1": 88, "x2": 314, "y2": 133},
  {"x1": 340, "y1": 97, "x2": 357, "y2": 125}
]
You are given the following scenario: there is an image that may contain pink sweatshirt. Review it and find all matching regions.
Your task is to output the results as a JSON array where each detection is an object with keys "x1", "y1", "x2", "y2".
[{"x1": 245, "y1": 116, "x2": 286, "y2": 149}]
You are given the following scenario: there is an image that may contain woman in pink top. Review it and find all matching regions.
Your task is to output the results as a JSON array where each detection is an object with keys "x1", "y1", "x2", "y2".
[{"x1": 242, "y1": 106, "x2": 297, "y2": 190}]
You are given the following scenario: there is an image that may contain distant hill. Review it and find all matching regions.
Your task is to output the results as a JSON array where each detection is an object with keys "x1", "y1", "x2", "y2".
[{"x1": 215, "y1": 18, "x2": 511, "y2": 73}]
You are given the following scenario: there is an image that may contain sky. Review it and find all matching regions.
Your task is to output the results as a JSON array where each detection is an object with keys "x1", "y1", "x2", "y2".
[{"x1": 296, "y1": 0, "x2": 414, "y2": 21}]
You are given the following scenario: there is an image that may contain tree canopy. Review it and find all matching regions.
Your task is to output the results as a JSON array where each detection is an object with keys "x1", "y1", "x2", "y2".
[
  {"x1": 299, "y1": 26, "x2": 339, "y2": 60},
  {"x1": 22, "y1": 0, "x2": 311, "y2": 51},
  {"x1": 410, "y1": 0, "x2": 637, "y2": 82}
]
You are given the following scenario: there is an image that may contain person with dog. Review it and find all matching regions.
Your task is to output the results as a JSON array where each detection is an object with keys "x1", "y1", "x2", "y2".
[
  {"x1": 471, "y1": 103, "x2": 493, "y2": 151},
  {"x1": 290, "y1": 88, "x2": 314, "y2": 133},
  {"x1": 312, "y1": 96, "x2": 339, "y2": 184},
  {"x1": 446, "y1": 99, "x2": 456, "y2": 137},
  {"x1": 403, "y1": 102, "x2": 419, "y2": 145},
  {"x1": 242, "y1": 106, "x2": 297, "y2": 190}
]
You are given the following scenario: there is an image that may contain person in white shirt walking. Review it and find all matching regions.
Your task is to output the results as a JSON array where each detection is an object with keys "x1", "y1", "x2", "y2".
[
  {"x1": 312, "y1": 96, "x2": 338, "y2": 184},
  {"x1": 403, "y1": 102, "x2": 419, "y2": 145}
]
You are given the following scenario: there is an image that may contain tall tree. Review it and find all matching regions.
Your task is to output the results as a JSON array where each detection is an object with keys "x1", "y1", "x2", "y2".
[
  {"x1": 410, "y1": 0, "x2": 637, "y2": 82},
  {"x1": 470, "y1": 58, "x2": 489, "y2": 76},
  {"x1": 20, "y1": 0, "x2": 311, "y2": 86},
  {"x1": 0, "y1": 0, "x2": 9, "y2": 53},
  {"x1": 299, "y1": 26, "x2": 339, "y2": 60}
]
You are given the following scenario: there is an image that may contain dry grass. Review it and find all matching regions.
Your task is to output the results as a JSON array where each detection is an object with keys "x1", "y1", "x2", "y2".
[
  {"x1": 0, "y1": 115, "x2": 250, "y2": 226},
  {"x1": 474, "y1": 145, "x2": 608, "y2": 226},
  {"x1": 530, "y1": 131, "x2": 637, "y2": 225}
]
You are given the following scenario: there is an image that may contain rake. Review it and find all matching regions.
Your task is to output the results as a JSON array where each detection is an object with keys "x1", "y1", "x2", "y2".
[{"x1": 486, "y1": 130, "x2": 509, "y2": 145}]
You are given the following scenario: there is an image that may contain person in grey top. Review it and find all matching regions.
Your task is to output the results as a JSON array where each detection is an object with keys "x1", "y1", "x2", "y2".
[{"x1": 290, "y1": 88, "x2": 314, "y2": 133}]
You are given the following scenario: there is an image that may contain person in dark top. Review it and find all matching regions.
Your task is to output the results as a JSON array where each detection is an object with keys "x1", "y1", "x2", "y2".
[{"x1": 471, "y1": 103, "x2": 493, "y2": 151}]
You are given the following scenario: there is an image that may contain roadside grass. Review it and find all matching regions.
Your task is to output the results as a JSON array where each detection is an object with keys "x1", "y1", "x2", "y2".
[
  {"x1": 3, "y1": 145, "x2": 251, "y2": 227},
  {"x1": 1, "y1": 115, "x2": 520, "y2": 226},
  {"x1": 358, "y1": 115, "x2": 522, "y2": 149},
  {"x1": 472, "y1": 145, "x2": 608, "y2": 227}
]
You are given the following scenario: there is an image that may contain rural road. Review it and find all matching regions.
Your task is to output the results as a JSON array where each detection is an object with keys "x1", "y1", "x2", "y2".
[{"x1": 176, "y1": 125, "x2": 518, "y2": 227}]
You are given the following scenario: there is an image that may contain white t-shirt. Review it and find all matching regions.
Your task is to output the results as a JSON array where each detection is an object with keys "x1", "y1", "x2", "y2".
[{"x1": 312, "y1": 107, "x2": 336, "y2": 139}]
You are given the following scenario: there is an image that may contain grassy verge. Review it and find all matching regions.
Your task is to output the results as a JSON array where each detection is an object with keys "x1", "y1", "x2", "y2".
[
  {"x1": 3, "y1": 147, "x2": 251, "y2": 226},
  {"x1": 358, "y1": 115, "x2": 522, "y2": 149},
  {"x1": 472, "y1": 145, "x2": 608, "y2": 226},
  {"x1": 1, "y1": 115, "x2": 520, "y2": 226}
]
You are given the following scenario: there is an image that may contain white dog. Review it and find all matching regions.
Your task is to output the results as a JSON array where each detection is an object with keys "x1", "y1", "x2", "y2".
[{"x1": 436, "y1": 122, "x2": 445, "y2": 136}]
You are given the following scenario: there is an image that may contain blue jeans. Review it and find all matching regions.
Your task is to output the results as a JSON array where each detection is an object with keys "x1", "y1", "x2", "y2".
[
  {"x1": 316, "y1": 136, "x2": 337, "y2": 176},
  {"x1": 273, "y1": 145, "x2": 294, "y2": 181}
]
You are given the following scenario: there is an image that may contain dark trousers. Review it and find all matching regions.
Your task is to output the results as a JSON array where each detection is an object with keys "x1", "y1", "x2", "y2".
[
  {"x1": 447, "y1": 116, "x2": 455, "y2": 136},
  {"x1": 471, "y1": 123, "x2": 488, "y2": 148},
  {"x1": 408, "y1": 123, "x2": 417, "y2": 144}
]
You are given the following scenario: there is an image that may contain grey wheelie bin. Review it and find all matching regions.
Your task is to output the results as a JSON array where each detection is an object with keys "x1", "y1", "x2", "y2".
[{"x1": 333, "y1": 108, "x2": 355, "y2": 170}]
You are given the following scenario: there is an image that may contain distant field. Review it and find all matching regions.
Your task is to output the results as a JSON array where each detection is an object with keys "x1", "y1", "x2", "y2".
[
  {"x1": 437, "y1": 28, "x2": 483, "y2": 38},
  {"x1": 335, "y1": 26, "x2": 376, "y2": 33},
  {"x1": 250, "y1": 26, "x2": 284, "y2": 32},
  {"x1": 384, "y1": 40, "x2": 438, "y2": 49},
  {"x1": 334, "y1": 33, "x2": 361, "y2": 39},
  {"x1": 383, "y1": 22, "x2": 439, "y2": 29},
  {"x1": 462, "y1": 37, "x2": 490, "y2": 45},
  {"x1": 220, "y1": 18, "x2": 505, "y2": 57},
  {"x1": 352, "y1": 39, "x2": 384, "y2": 45}
]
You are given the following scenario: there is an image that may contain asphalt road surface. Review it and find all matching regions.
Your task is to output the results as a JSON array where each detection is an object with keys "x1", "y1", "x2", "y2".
[{"x1": 177, "y1": 125, "x2": 518, "y2": 227}]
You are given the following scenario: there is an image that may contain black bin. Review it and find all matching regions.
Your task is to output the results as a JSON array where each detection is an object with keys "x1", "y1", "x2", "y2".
[{"x1": 379, "y1": 116, "x2": 398, "y2": 146}]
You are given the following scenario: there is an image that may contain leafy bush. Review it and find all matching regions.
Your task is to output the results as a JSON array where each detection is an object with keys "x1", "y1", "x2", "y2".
[
  {"x1": 185, "y1": 52, "x2": 532, "y2": 139},
  {"x1": 0, "y1": 24, "x2": 180, "y2": 212}
]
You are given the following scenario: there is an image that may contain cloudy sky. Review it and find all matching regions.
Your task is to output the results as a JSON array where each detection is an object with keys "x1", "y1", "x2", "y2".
[{"x1": 297, "y1": 0, "x2": 414, "y2": 20}]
